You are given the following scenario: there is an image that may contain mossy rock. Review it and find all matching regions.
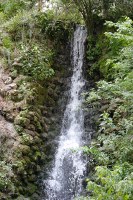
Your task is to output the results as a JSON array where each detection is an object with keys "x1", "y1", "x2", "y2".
[
  {"x1": 15, "y1": 195, "x2": 30, "y2": 200},
  {"x1": 13, "y1": 160, "x2": 26, "y2": 173},
  {"x1": 26, "y1": 96, "x2": 36, "y2": 104},
  {"x1": 34, "y1": 108, "x2": 42, "y2": 115},
  {"x1": 26, "y1": 183, "x2": 37, "y2": 195},
  {"x1": 31, "y1": 193, "x2": 40, "y2": 200},
  {"x1": 35, "y1": 121, "x2": 43, "y2": 132},
  {"x1": 34, "y1": 136, "x2": 42, "y2": 144},
  {"x1": 19, "y1": 110, "x2": 29, "y2": 118},
  {"x1": 36, "y1": 165, "x2": 41, "y2": 172},
  {"x1": 14, "y1": 116, "x2": 30, "y2": 127},
  {"x1": 15, "y1": 125, "x2": 24, "y2": 133},
  {"x1": 27, "y1": 174, "x2": 36, "y2": 182},
  {"x1": 24, "y1": 129, "x2": 37, "y2": 137},
  {"x1": 23, "y1": 156, "x2": 31, "y2": 165},
  {"x1": 28, "y1": 112, "x2": 40, "y2": 121},
  {"x1": 10, "y1": 70, "x2": 18, "y2": 79},
  {"x1": 27, "y1": 124, "x2": 36, "y2": 131},
  {"x1": 19, "y1": 145, "x2": 31, "y2": 155},
  {"x1": 10, "y1": 90, "x2": 23, "y2": 102},
  {"x1": 36, "y1": 96, "x2": 45, "y2": 105},
  {"x1": 20, "y1": 133, "x2": 34, "y2": 145}
]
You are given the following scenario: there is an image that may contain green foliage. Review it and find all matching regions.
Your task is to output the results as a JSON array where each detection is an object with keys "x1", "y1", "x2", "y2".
[
  {"x1": 84, "y1": 18, "x2": 133, "y2": 200},
  {"x1": 0, "y1": 11, "x2": 6, "y2": 24},
  {"x1": 36, "y1": 11, "x2": 74, "y2": 41},
  {"x1": 68, "y1": 0, "x2": 133, "y2": 35},
  {"x1": 2, "y1": 9, "x2": 36, "y2": 35},
  {"x1": 2, "y1": 36, "x2": 13, "y2": 49},
  {"x1": 15, "y1": 43, "x2": 54, "y2": 81},
  {"x1": 98, "y1": 17, "x2": 133, "y2": 79},
  {"x1": 0, "y1": 1, "x2": 79, "y2": 42},
  {"x1": 87, "y1": 36, "x2": 97, "y2": 61},
  {"x1": 0, "y1": 0, "x2": 81, "y2": 199},
  {"x1": 59, "y1": 0, "x2": 83, "y2": 23},
  {"x1": 87, "y1": 164, "x2": 133, "y2": 200},
  {"x1": 0, "y1": 161, "x2": 14, "y2": 192},
  {"x1": 0, "y1": 0, "x2": 35, "y2": 18}
]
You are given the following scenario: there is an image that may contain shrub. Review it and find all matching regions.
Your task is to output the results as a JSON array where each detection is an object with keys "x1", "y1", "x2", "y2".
[
  {"x1": 14, "y1": 43, "x2": 54, "y2": 81},
  {"x1": 84, "y1": 18, "x2": 133, "y2": 200}
]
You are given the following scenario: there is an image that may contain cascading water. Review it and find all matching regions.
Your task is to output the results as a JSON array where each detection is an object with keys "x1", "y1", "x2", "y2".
[{"x1": 44, "y1": 26, "x2": 87, "y2": 200}]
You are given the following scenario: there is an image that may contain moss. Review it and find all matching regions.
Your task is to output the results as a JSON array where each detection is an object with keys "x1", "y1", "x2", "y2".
[
  {"x1": 19, "y1": 110, "x2": 29, "y2": 117},
  {"x1": 13, "y1": 160, "x2": 26, "y2": 173},
  {"x1": 19, "y1": 145, "x2": 31, "y2": 155},
  {"x1": 20, "y1": 133, "x2": 33, "y2": 145},
  {"x1": 15, "y1": 125, "x2": 24, "y2": 133},
  {"x1": 14, "y1": 116, "x2": 30, "y2": 127},
  {"x1": 16, "y1": 195, "x2": 30, "y2": 200},
  {"x1": 10, "y1": 70, "x2": 18, "y2": 79},
  {"x1": 26, "y1": 184, "x2": 37, "y2": 195},
  {"x1": 28, "y1": 174, "x2": 36, "y2": 182},
  {"x1": 0, "y1": 24, "x2": 67, "y2": 199}
]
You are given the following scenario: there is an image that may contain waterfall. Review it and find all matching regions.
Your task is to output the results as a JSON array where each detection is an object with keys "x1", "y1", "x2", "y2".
[{"x1": 44, "y1": 26, "x2": 87, "y2": 200}]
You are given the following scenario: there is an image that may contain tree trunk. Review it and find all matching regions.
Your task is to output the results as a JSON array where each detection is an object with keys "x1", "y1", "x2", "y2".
[
  {"x1": 86, "y1": 17, "x2": 94, "y2": 36},
  {"x1": 85, "y1": 0, "x2": 94, "y2": 36},
  {"x1": 73, "y1": 0, "x2": 94, "y2": 36},
  {"x1": 102, "y1": 0, "x2": 109, "y2": 18},
  {"x1": 38, "y1": 0, "x2": 43, "y2": 11}
]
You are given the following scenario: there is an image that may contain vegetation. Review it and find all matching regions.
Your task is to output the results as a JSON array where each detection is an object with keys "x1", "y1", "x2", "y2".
[
  {"x1": 0, "y1": 0, "x2": 74, "y2": 199},
  {"x1": 14, "y1": 43, "x2": 54, "y2": 81},
  {"x1": 0, "y1": 0, "x2": 133, "y2": 199},
  {"x1": 83, "y1": 17, "x2": 133, "y2": 200},
  {"x1": 61, "y1": 0, "x2": 133, "y2": 35},
  {"x1": 0, "y1": 0, "x2": 77, "y2": 79}
]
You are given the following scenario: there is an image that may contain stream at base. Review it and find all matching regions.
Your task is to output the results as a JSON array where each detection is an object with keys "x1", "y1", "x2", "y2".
[{"x1": 43, "y1": 26, "x2": 87, "y2": 200}]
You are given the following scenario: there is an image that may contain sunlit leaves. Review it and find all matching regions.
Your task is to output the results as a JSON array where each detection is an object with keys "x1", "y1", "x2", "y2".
[
  {"x1": 87, "y1": 164, "x2": 133, "y2": 200},
  {"x1": 16, "y1": 43, "x2": 54, "y2": 80},
  {"x1": 84, "y1": 18, "x2": 133, "y2": 200}
]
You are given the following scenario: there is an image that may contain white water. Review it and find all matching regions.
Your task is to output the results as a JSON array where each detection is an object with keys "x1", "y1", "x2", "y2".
[{"x1": 44, "y1": 26, "x2": 87, "y2": 200}]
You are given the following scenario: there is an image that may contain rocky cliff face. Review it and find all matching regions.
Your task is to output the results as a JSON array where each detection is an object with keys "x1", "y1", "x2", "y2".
[{"x1": 0, "y1": 42, "x2": 71, "y2": 200}]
